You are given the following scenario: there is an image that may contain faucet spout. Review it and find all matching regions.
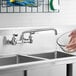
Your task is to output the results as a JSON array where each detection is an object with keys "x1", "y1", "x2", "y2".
[
  {"x1": 21, "y1": 28, "x2": 57, "y2": 35},
  {"x1": 20, "y1": 28, "x2": 57, "y2": 44},
  {"x1": 54, "y1": 29, "x2": 57, "y2": 35}
]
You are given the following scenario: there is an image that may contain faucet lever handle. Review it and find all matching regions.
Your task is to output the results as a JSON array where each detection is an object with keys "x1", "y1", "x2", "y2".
[{"x1": 11, "y1": 34, "x2": 18, "y2": 45}]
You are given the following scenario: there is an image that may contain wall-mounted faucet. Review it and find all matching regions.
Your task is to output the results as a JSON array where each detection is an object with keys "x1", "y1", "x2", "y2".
[{"x1": 3, "y1": 28, "x2": 57, "y2": 45}]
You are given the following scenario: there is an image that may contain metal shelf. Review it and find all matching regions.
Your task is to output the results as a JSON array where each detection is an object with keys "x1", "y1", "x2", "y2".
[{"x1": 0, "y1": 0, "x2": 60, "y2": 13}]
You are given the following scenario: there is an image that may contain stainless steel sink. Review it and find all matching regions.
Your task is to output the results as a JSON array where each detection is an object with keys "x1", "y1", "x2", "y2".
[
  {"x1": 0, "y1": 51, "x2": 74, "y2": 67},
  {"x1": 0, "y1": 55, "x2": 42, "y2": 66},
  {"x1": 30, "y1": 51, "x2": 74, "y2": 59}
]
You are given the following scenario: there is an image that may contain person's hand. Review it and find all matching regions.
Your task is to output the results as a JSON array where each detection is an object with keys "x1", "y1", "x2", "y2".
[
  {"x1": 69, "y1": 29, "x2": 76, "y2": 37},
  {"x1": 66, "y1": 29, "x2": 76, "y2": 52}
]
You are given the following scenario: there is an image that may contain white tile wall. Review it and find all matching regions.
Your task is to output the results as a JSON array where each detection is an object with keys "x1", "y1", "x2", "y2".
[
  {"x1": 0, "y1": 0, "x2": 76, "y2": 55},
  {"x1": 0, "y1": 0, "x2": 76, "y2": 28}
]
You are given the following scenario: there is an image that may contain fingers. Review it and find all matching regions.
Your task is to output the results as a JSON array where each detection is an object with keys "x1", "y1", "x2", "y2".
[
  {"x1": 66, "y1": 30, "x2": 76, "y2": 52},
  {"x1": 66, "y1": 43, "x2": 76, "y2": 50},
  {"x1": 66, "y1": 39, "x2": 76, "y2": 51},
  {"x1": 69, "y1": 29, "x2": 76, "y2": 37}
]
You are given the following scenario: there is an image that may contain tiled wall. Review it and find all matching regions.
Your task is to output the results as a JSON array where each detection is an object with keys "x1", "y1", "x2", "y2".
[
  {"x1": 0, "y1": 0, "x2": 76, "y2": 28},
  {"x1": 0, "y1": 0, "x2": 76, "y2": 55}
]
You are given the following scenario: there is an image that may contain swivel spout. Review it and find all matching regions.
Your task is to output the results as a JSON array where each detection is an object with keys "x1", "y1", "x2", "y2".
[
  {"x1": 21, "y1": 28, "x2": 57, "y2": 36},
  {"x1": 20, "y1": 28, "x2": 57, "y2": 43}
]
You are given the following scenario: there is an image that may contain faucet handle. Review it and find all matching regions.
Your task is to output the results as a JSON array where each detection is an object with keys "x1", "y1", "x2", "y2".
[{"x1": 12, "y1": 34, "x2": 18, "y2": 45}]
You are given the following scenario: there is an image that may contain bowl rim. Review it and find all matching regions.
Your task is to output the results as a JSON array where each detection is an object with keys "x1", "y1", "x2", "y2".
[
  {"x1": 56, "y1": 31, "x2": 76, "y2": 53},
  {"x1": 56, "y1": 31, "x2": 70, "y2": 46}
]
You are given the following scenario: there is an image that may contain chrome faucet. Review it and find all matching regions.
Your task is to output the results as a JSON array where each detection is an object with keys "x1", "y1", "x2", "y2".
[
  {"x1": 20, "y1": 28, "x2": 57, "y2": 43},
  {"x1": 3, "y1": 28, "x2": 57, "y2": 45}
]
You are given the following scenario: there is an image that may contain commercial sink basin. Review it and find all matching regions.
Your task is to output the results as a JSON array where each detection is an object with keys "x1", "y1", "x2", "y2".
[
  {"x1": 0, "y1": 51, "x2": 75, "y2": 70},
  {"x1": 0, "y1": 55, "x2": 42, "y2": 66},
  {"x1": 30, "y1": 51, "x2": 74, "y2": 59}
]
